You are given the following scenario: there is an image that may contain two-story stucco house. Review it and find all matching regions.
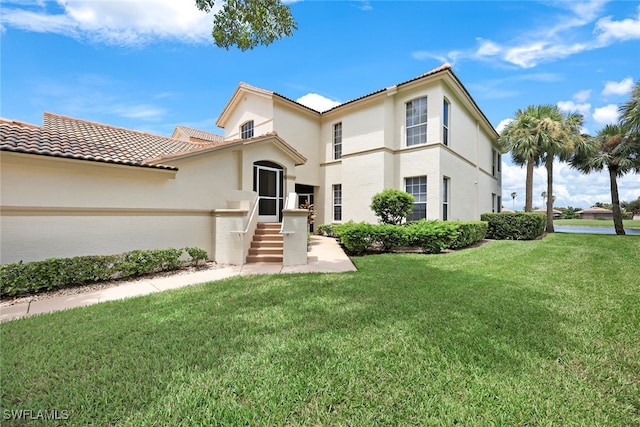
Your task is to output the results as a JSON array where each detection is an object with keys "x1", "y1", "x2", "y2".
[{"x1": 0, "y1": 64, "x2": 501, "y2": 265}]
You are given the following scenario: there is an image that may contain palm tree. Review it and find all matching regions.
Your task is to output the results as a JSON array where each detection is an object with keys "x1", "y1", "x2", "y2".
[
  {"x1": 500, "y1": 105, "x2": 584, "y2": 231},
  {"x1": 541, "y1": 191, "x2": 547, "y2": 208},
  {"x1": 619, "y1": 80, "x2": 640, "y2": 134},
  {"x1": 499, "y1": 106, "x2": 545, "y2": 212},
  {"x1": 534, "y1": 106, "x2": 584, "y2": 232},
  {"x1": 511, "y1": 192, "x2": 517, "y2": 210},
  {"x1": 571, "y1": 124, "x2": 640, "y2": 235}
]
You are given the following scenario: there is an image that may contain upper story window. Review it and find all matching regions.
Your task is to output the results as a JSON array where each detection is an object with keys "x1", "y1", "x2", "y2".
[
  {"x1": 443, "y1": 99, "x2": 450, "y2": 146},
  {"x1": 492, "y1": 149, "x2": 501, "y2": 176},
  {"x1": 406, "y1": 97, "x2": 428, "y2": 146},
  {"x1": 333, "y1": 122, "x2": 342, "y2": 160},
  {"x1": 241, "y1": 120, "x2": 254, "y2": 139}
]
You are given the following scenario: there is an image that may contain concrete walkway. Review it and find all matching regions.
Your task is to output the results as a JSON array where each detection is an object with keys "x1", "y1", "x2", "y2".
[{"x1": 0, "y1": 236, "x2": 356, "y2": 322}]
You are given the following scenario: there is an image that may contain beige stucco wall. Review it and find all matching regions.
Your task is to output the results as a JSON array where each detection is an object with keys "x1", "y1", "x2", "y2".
[
  {"x1": 223, "y1": 92, "x2": 274, "y2": 140},
  {"x1": 0, "y1": 212, "x2": 214, "y2": 264},
  {"x1": 272, "y1": 100, "x2": 321, "y2": 186},
  {"x1": 0, "y1": 140, "x2": 299, "y2": 264},
  {"x1": 314, "y1": 77, "x2": 499, "y2": 224}
]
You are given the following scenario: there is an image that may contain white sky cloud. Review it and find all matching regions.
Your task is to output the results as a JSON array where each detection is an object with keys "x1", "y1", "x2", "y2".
[
  {"x1": 596, "y1": 5, "x2": 640, "y2": 43},
  {"x1": 295, "y1": 93, "x2": 341, "y2": 112},
  {"x1": 501, "y1": 159, "x2": 640, "y2": 211},
  {"x1": 592, "y1": 104, "x2": 619, "y2": 126},
  {"x1": 495, "y1": 118, "x2": 513, "y2": 134},
  {"x1": 602, "y1": 77, "x2": 634, "y2": 96},
  {"x1": 1, "y1": 0, "x2": 214, "y2": 46},
  {"x1": 557, "y1": 100, "x2": 591, "y2": 118},
  {"x1": 414, "y1": 0, "x2": 640, "y2": 69},
  {"x1": 573, "y1": 89, "x2": 592, "y2": 103}
]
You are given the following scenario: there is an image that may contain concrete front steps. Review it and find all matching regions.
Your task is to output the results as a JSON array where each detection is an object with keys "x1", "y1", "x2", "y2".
[{"x1": 246, "y1": 223, "x2": 283, "y2": 263}]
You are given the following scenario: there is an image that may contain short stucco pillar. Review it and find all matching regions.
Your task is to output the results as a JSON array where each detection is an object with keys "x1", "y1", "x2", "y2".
[
  {"x1": 281, "y1": 208, "x2": 309, "y2": 266},
  {"x1": 213, "y1": 209, "x2": 249, "y2": 265}
]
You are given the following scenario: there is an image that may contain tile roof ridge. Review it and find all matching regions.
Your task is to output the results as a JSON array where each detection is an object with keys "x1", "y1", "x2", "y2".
[
  {"x1": 321, "y1": 63, "x2": 453, "y2": 114},
  {"x1": 42, "y1": 112, "x2": 183, "y2": 143},
  {"x1": 0, "y1": 117, "x2": 41, "y2": 129}
]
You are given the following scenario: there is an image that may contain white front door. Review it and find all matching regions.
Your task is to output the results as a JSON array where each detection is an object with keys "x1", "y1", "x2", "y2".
[{"x1": 255, "y1": 164, "x2": 283, "y2": 223}]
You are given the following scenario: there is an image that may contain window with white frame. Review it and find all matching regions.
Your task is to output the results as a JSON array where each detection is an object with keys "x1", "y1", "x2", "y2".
[
  {"x1": 333, "y1": 184, "x2": 342, "y2": 221},
  {"x1": 405, "y1": 176, "x2": 427, "y2": 221},
  {"x1": 443, "y1": 99, "x2": 450, "y2": 146},
  {"x1": 442, "y1": 176, "x2": 450, "y2": 220},
  {"x1": 406, "y1": 97, "x2": 427, "y2": 146},
  {"x1": 333, "y1": 122, "x2": 342, "y2": 160},
  {"x1": 241, "y1": 120, "x2": 254, "y2": 139}
]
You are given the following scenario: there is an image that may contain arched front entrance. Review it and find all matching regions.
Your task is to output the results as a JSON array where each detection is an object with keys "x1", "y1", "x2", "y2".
[{"x1": 253, "y1": 161, "x2": 284, "y2": 223}]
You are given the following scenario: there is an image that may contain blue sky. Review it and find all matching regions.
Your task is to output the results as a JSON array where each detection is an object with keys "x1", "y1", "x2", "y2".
[{"x1": 2, "y1": 0, "x2": 639, "y2": 211}]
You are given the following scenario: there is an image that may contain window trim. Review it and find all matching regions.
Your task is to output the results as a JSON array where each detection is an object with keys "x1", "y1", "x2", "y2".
[
  {"x1": 333, "y1": 184, "x2": 342, "y2": 222},
  {"x1": 240, "y1": 120, "x2": 254, "y2": 139},
  {"x1": 405, "y1": 96, "x2": 428, "y2": 147},
  {"x1": 442, "y1": 176, "x2": 450, "y2": 221},
  {"x1": 405, "y1": 176, "x2": 427, "y2": 221},
  {"x1": 443, "y1": 98, "x2": 450, "y2": 146},
  {"x1": 333, "y1": 122, "x2": 342, "y2": 160}
]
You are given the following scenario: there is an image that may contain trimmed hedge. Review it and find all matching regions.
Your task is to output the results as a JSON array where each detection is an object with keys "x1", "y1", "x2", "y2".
[
  {"x1": 0, "y1": 247, "x2": 209, "y2": 297},
  {"x1": 448, "y1": 221, "x2": 489, "y2": 249},
  {"x1": 330, "y1": 220, "x2": 487, "y2": 255},
  {"x1": 481, "y1": 212, "x2": 546, "y2": 240}
]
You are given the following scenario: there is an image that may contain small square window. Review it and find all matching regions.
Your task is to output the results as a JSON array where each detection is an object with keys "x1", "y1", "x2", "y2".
[{"x1": 241, "y1": 121, "x2": 254, "y2": 139}]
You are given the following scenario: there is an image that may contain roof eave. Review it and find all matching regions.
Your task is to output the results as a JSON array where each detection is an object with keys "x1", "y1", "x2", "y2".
[{"x1": 216, "y1": 83, "x2": 274, "y2": 129}]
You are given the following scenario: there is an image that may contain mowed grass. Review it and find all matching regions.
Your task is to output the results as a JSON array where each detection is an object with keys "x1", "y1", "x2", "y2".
[
  {"x1": 555, "y1": 218, "x2": 640, "y2": 228},
  {"x1": 1, "y1": 233, "x2": 639, "y2": 426}
]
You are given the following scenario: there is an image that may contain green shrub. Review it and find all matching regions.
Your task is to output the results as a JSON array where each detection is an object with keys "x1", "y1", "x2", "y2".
[
  {"x1": 370, "y1": 224, "x2": 409, "y2": 252},
  {"x1": 334, "y1": 222, "x2": 375, "y2": 255},
  {"x1": 448, "y1": 221, "x2": 488, "y2": 249},
  {"x1": 316, "y1": 224, "x2": 338, "y2": 237},
  {"x1": 0, "y1": 247, "x2": 209, "y2": 297},
  {"x1": 370, "y1": 189, "x2": 414, "y2": 225},
  {"x1": 185, "y1": 247, "x2": 209, "y2": 265},
  {"x1": 405, "y1": 221, "x2": 459, "y2": 254},
  {"x1": 481, "y1": 213, "x2": 546, "y2": 240}
]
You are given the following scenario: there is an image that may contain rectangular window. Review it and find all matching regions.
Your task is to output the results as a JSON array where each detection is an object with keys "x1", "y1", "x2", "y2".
[
  {"x1": 405, "y1": 176, "x2": 427, "y2": 221},
  {"x1": 497, "y1": 195, "x2": 502, "y2": 213},
  {"x1": 443, "y1": 99, "x2": 450, "y2": 146},
  {"x1": 241, "y1": 121, "x2": 254, "y2": 139},
  {"x1": 442, "y1": 176, "x2": 450, "y2": 221},
  {"x1": 333, "y1": 122, "x2": 342, "y2": 160},
  {"x1": 333, "y1": 184, "x2": 342, "y2": 221},
  {"x1": 492, "y1": 193, "x2": 496, "y2": 213},
  {"x1": 406, "y1": 97, "x2": 427, "y2": 146},
  {"x1": 492, "y1": 150, "x2": 501, "y2": 176}
]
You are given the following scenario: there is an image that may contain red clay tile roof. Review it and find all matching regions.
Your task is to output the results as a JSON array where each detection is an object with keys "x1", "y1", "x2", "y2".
[
  {"x1": 172, "y1": 125, "x2": 224, "y2": 144},
  {"x1": 0, "y1": 113, "x2": 223, "y2": 170}
]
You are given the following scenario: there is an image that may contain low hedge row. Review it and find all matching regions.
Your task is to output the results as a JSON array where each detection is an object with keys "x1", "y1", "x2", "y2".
[
  {"x1": 318, "y1": 220, "x2": 488, "y2": 256},
  {"x1": 0, "y1": 247, "x2": 209, "y2": 297},
  {"x1": 481, "y1": 212, "x2": 546, "y2": 240}
]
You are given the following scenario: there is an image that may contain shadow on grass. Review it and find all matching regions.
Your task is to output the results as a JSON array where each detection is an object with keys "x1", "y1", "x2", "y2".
[{"x1": 1, "y1": 253, "x2": 575, "y2": 425}]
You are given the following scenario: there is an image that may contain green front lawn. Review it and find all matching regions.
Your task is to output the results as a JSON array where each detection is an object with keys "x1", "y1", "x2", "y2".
[
  {"x1": 2, "y1": 234, "x2": 639, "y2": 425},
  {"x1": 555, "y1": 218, "x2": 640, "y2": 228}
]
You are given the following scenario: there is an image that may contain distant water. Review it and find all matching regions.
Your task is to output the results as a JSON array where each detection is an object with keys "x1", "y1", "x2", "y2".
[{"x1": 555, "y1": 226, "x2": 640, "y2": 235}]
